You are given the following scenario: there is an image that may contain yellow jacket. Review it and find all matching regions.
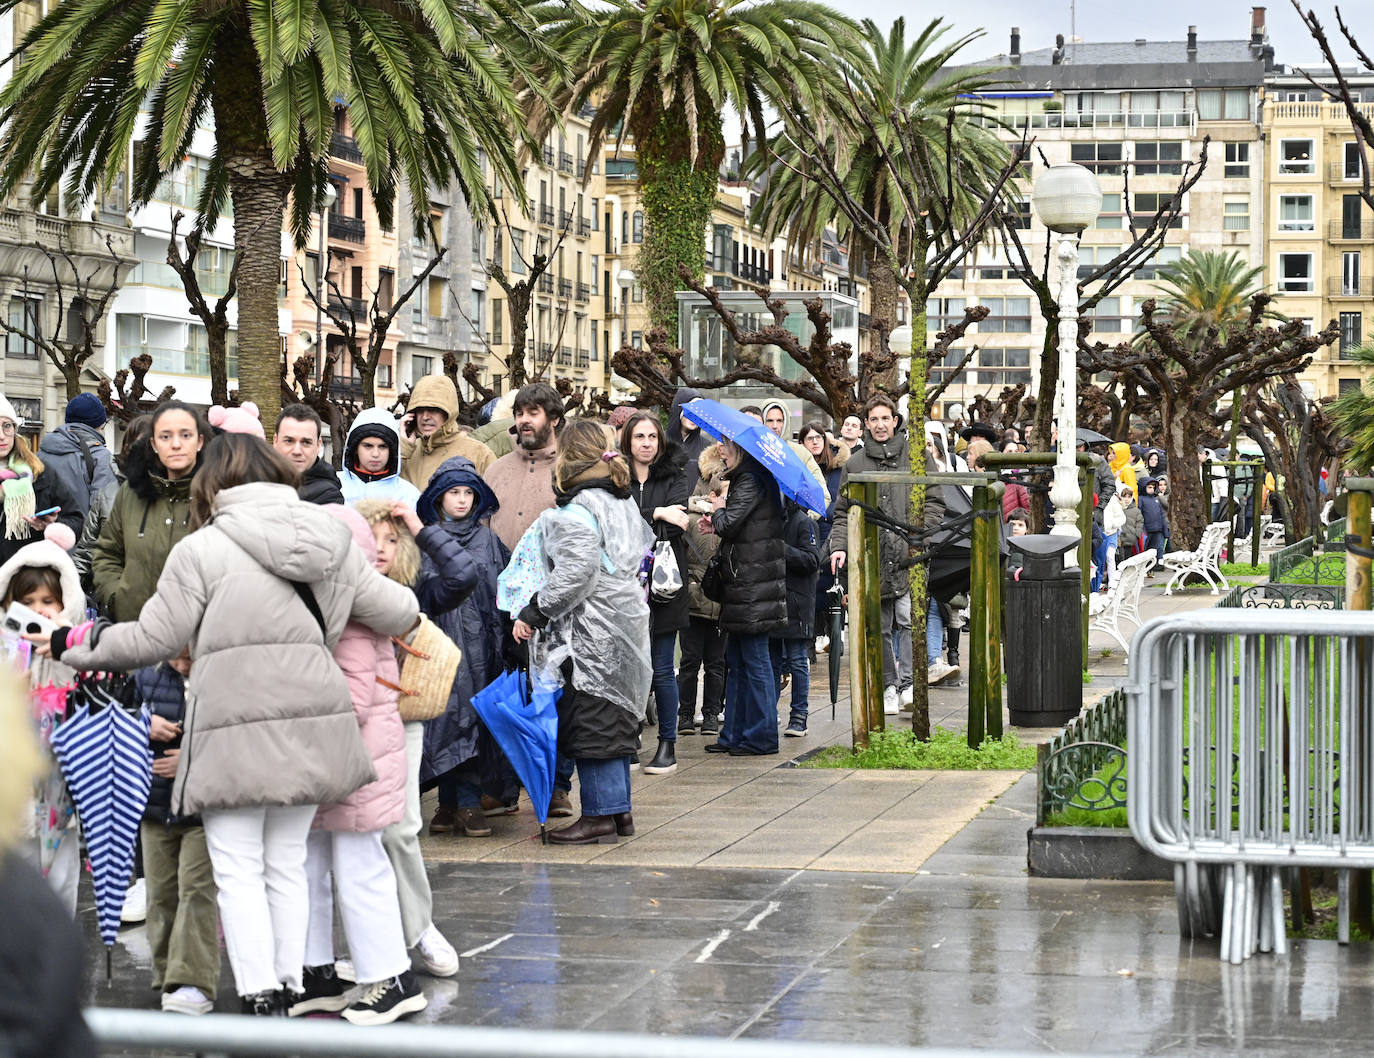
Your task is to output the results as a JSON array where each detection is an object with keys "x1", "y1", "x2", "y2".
[{"x1": 1108, "y1": 442, "x2": 1138, "y2": 497}]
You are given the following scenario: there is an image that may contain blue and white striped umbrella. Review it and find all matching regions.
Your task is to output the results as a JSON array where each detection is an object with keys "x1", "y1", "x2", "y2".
[{"x1": 50, "y1": 682, "x2": 151, "y2": 948}]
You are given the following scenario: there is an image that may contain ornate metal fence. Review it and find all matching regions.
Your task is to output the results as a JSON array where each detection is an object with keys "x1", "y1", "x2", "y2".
[
  {"x1": 1035, "y1": 687, "x2": 1128, "y2": 825},
  {"x1": 1217, "y1": 583, "x2": 1345, "y2": 609}
]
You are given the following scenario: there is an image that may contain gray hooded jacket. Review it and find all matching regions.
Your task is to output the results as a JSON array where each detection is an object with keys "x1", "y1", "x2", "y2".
[
  {"x1": 61, "y1": 481, "x2": 419, "y2": 814},
  {"x1": 38, "y1": 423, "x2": 115, "y2": 518}
]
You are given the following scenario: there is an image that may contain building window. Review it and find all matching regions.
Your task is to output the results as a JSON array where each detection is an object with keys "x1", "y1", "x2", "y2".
[
  {"x1": 1343, "y1": 251, "x2": 1362, "y2": 296},
  {"x1": 1076, "y1": 245, "x2": 1120, "y2": 277},
  {"x1": 1340, "y1": 378, "x2": 1362, "y2": 394},
  {"x1": 1279, "y1": 139, "x2": 1314, "y2": 175},
  {"x1": 1277, "y1": 253, "x2": 1313, "y2": 292},
  {"x1": 1278, "y1": 194, "x2": 1314, "y2": 232},
  {"x1": 1088, "y1": 296, "x2": 1124, "y2": 333},
  {"x1": 1137, "y1": 246, "x2": 1182, "y2": 279},
  {"x1": 491, "y1": 299, "x2": 503, "y2": 344},
  {"x1": 631, "y1": 211, "x2": 644, "y2": 243},
  {"x1": 1340, "y1": 311, "x2": 1362, "y2": 355},
  {"x1": 631, "y1": 280, "x2": 643, "y2": 303},
  {"x1": 1223, "y1": 199, "x2": 1250, "y2": 231},
  {"x1": 1224, "y1": 142, "x2": 1250, "y2": 178},
  {"x1": 509, "y1": 230, "x2": 526, "y2": 275},
  {"x1": 1068, "y1": 142, "x2": 1123, "y2": 174},
  {"x1": 927, "y1": 298, "x2": 966, "y2": 332},
  {"x1": 1005, "y1": 202, "x2": 1031, "y2": 230},
  {"x1": 1133, "y1": 193, "x2": 1183, "y2": 228},
  {"x1": 630, "y1": 330, "x2": 642, "y2": 348},
  {"x1": 1197, "y1": 89, "x2": 1250, "y2": 121},
  {"x1": 976, "y1": 347, "x2": 1031, "y2": 386},
  {"x1": 1345, "y1": 142, "x2": 1363, "y2": 181},
  {"x1": 1133, "y1": 142, "x2": 1184, "y2": 175},
  {"x1": 1096, "y1": 193, "x2": 1123, "y2": 230},
  {"x1": 6, "y1": 296, "x2": 41, "y2": 358}
]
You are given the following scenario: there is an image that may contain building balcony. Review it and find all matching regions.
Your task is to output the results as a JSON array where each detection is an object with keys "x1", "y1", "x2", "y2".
[
  {"x1": 329, "y1": 133, "x2": 363, "y2": 165},
  {"x1": 328, "y1": 213, "x2": 366, "y2": 243},
  {"x1": 557, "y1": 346, "x2": 573, "y2": 365},
  {"x1": 329, "y1": 376, "x2": 363, "y2": 400},
  {"x1": 539, "y1": 205, "x2": 555, "y2": 226},
  {"x1": 576, "y1": 217, "x2": 591, "y2": 237},
  {"x1": 328, "y1": 293, "x2": 368, "y2": 319},
  {"x1": 576, "y1": 160, "x2": 587, "y2": 179},
  {"x1": 1327, "y1": 276, "x2": 1373, "y2": 297},
  {"x1": 558, "y1": 278, "x2": 573, "y2": 298},
  {"x1": 537, "y1": 274, "x2": 554, "y2": 294},
  {"x1": 542, "y1": 146, "x2": 555, "y2": 166},
  {"x1": 576, "y1": 351, "x2": 590, "y2": 369},
  {"x1": 558, "y1": 151, "x2": 574, "y2": 173},
  {"x1": 1328, "y1": 220, "x2": 1374, "y2": 241},
  {"x1": 537, "y1": 341, "x2": 554, "y2": 359},
  {"x1": 559, "y1": 209, "x2": 574, "y2": 229},
  {"x1": 576, "y1": 282, "x2": 591, "y2": 302},
  {"x1": 1329, "y1": 163, "x2": 1366, "y2": 184}
]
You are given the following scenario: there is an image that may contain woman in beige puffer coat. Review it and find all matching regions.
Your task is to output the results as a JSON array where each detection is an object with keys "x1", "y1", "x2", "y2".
[{"x1": 39, "y1": 434, "x2": 419, "y2": 1015}]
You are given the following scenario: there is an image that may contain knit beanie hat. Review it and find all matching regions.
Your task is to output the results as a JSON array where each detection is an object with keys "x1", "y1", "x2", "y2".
[
  {"x1": 64, "y1": 393, "x2": 107, "y2": 429},
  {"x1": 207, "y1": 402, "x2": 265, "y2": 439},
  {"x1": 0, "y1": 393, "x2": 19, "y2": 431},
  {"x1": 0, "y1": 392, "x2": 34, "y2": 540}
]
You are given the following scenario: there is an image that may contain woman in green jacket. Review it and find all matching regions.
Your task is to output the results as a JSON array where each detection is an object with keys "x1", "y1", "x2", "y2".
[{"x1": 91, "y1": 401, "x2": 209, "y2": 621}]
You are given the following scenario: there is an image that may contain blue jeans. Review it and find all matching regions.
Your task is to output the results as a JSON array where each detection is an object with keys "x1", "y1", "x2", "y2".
[
  {"x1": 769, "y1": 638, "x2": 810, "y2": 722},
  {"x1": 926, "y1": 595, "x2": 944, "y2": 665},
  {"x1": 722, "y1": 633, "x2": 778, "y2": 754},
  {"x1": 575, "y1": 757, "x2": 632, "y2": 816},
  {"x1": 436, "y1": 770, "x2": 481, "y2": 809},
  {"x1": 1145, "y1": 531, "x2": 1167, "y2": 561},
  {"x1": 1092, "y1": 531, "x2": 1108, "y2": 592},
  {"x1": 650, "y1": 631, "x2": 679, "y2": 742}
]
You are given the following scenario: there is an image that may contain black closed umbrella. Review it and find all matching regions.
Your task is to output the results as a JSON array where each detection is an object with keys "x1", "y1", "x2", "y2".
[{"x1": 827, "y1": 583, "x2": 845, "y2": 720}]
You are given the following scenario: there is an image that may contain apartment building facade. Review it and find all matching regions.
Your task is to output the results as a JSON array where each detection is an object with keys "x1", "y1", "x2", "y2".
[
  {"x1": 1261, "y1": 69, "x2": 1374, "y2": 396},
  {"x1": 927, "y1": 12, "x2": 1274, "y2": 417}
]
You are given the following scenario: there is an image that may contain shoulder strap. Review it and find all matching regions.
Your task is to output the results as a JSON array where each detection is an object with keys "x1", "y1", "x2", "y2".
[
  {"x1": 73, "y1": 431, "x2": 96, "y2": 479},
  {"x1": 289, "y1": 580, "x2": 327, "y2": 641}
]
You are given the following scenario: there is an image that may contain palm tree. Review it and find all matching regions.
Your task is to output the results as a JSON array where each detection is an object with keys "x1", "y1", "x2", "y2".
[
  {"x1": 749, "y1": 17, "x2": 1011, "y2": 334},
  {"x1": 1149, "y1": 250, "x2": 1273, "y2": 342},
  {"x1": 1330, "y1": 344, "x2": 1374, "y2": 474},
  {"x1": 0, "y1": 0, "x2": 557, "y2": 429},
  {"x1": 530, "y1": 0, "x2": 862, "y2": 330}
]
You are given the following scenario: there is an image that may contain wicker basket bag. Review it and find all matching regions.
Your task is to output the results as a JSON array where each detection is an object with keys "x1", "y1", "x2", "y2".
[{"x1": 379, "y1": 616, "x2": 463, "y2": 722}]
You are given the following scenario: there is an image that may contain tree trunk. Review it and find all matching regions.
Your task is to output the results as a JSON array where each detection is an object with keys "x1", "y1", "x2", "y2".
[
  {"x1": 213, "y1": 31, "x2": 289, "y2": 438},
  {"x1": 508, "y1": 290, "x2": 530, "y2": 390},
  {"x1": 61, "y1": 361, "x2": 81, "y2": 401},
  {"x1": 636, "y1": 110, "x2": 721, "y2": 335},
  {"x1": 208, "y1": 328, "x2": 230, "y2": 407},
  {"x1": 358, "y1": 355, "x2": 377, "y2": 409},
  {"x1": 1162, "y1": 395, "x2": 1208, "y2": 550},
  {"x1": 907, "y1": 298, "x2": 931, "y2": 742}
]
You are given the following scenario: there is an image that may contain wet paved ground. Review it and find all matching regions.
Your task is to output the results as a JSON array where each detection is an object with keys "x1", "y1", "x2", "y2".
[
  {"x1": 85, "y1": 774, "x2": 1373, "y2": 1054},
  {"x1": 82, "y1": 580, "x2": 1369, "y2": 1053}
]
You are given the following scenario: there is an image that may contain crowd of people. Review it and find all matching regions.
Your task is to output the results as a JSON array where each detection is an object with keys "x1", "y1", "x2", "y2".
[{"x1": 0, "y1": 376, "x2": 1235, "y2": 1036}]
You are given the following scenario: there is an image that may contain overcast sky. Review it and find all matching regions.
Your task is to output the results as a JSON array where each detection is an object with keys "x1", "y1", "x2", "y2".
[{"x1": 821, "y1": 1, "x2": 1374, "y2": 71}]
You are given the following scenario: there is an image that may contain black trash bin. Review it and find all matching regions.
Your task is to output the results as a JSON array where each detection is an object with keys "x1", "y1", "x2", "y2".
[{"x1": 1005, "y1": 535, "x2": 1083, "y2": 727}]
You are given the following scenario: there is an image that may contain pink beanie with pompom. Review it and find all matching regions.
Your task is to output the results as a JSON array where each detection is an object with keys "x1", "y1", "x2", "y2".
[
  {"x1": 208, "y1": 402, "x2": 265, "y2": 439},
  {"x1": 43, "y1": 522, "x2": 76, "y2": 551}
]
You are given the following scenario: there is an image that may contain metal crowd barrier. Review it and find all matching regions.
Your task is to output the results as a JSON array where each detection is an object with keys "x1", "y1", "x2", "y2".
[
  {"x1": 86, "y1": 1008, "x2": 1091, "y2": 1058},
  {"x1": 1125, "y1": 609, "x2": 1374, "y2": 963}
]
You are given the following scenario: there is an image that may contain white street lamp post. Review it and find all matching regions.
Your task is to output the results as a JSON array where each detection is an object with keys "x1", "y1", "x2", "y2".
[
  {"x1": 616, "y1": 268, "x2": 635, "y2": 349},
  {"x1": 314, "y1": 182, "x2": 338, "y2": 379},
  {"x1": 1031, "y1": 164, "x2": 1102, "y2": 538}
]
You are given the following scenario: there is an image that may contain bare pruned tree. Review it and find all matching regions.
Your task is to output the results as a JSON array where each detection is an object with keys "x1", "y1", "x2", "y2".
[
  {"x1": 299, "y1": 246, "x2": 448, "y2": 408},
  {"x1": 1243, "y1": 374, "x2": 1345, "y2": 542},
  {"x1": 99, "y1": 354, "x2": 177, "y2": 424},
  {"x1": 0, "y1": 230, "x2": 132, "y2": 400},
  {"x1": 166, "y1": 212, "x2": 238, "y2": 406},
  {"x1": 1292, "y1": 1, "x2": 1374, "y2": 212}
]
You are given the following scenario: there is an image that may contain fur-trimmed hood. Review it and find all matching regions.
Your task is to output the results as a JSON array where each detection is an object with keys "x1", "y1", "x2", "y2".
[{"x1": 696, "y1": 443, "x2": 726, "y2": 484}]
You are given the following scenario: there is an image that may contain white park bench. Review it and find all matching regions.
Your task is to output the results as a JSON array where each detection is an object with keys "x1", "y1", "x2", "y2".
[
  {"x1": 1090, "y1": 548, "x2": 1157, "y2": 653},
  {"x1": 1161, "y1": 522, "x2": 1231, "y2": 596},
  {"x1": 1259, "y1": 514, "x2": 1286, "y2": 548}
]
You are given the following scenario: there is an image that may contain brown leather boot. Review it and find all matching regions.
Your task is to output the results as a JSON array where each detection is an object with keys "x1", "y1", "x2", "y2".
[
  {"x1": 614, "y1": 812, "x2": 635, "y2": 836},
  {"x1": 547, "y1": 815, "x2": 619, "y2": 844}
]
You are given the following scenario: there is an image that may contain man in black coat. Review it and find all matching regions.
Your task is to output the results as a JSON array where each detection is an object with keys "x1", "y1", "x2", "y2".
[{"x1": 275, "y1": 403, "x2": 345, "y2": 505}]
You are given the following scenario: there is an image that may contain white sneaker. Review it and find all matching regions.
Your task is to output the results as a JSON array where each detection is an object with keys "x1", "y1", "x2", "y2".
[
  {"x1": 120, "y1": 878, "x2": 147, "y2": 924},
  {"x1": 161, "y1": 985, "x2": 212, "y2": 1015},
  {"x1": 414, "y1": 925, "x2": 459, "y2": 977},
  {"x1": 334, "y1": 958, "x2": 356, "y2": 983},
  {"x1": 927, "y1": 661, "x2": 960, "y2": 686},
  {"x1": 900, "y1": 686, "x2": 914, "y2": 707},
  {"x1": 883, "y1": 686, "x2": 899, "y2": 715}
]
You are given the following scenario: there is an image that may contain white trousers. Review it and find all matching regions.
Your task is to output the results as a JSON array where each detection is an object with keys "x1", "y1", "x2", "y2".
[
  {"x1": 202, "y1": 804, "x2": 316, "y2": 996},
  {"x1": 381, "y1": 722, "x2": 433, "y2": 948},
  {"x1": 304, "y1": 829, "x2": 409, "y2": 984}
]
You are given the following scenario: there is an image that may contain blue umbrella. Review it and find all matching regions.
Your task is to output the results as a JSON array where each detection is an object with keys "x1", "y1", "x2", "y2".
[
  {"x1": 680, "y1": 398, "x2": 828, "y2": 516},
  {"x1": 471, "y1": 669, "x2": 560, "y2": 843},
  {"x1": 49, "y1": 673, "x2": 151, "y2": 975}
]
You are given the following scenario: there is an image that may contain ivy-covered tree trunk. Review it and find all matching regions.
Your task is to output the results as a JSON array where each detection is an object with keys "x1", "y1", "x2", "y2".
[
  {"x1": 636, "y1": 110, "x2": 722, "y2": 336},
  {"x1": 214, "y1": 29, "x2": 289, "y2": 437}
]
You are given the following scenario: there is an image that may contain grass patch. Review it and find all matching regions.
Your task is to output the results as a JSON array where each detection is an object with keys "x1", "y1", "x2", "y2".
[
  {"x1": 1291, "y1": 886, "x2": 1373, "y2": 942},
  {"x1": 803, "y1": 727, "x2": 1036, "y2": 771},
  {"x1": 1219, "y1": 562, "x2": 1266, "y2": 576},
  {"x1": 1278, "y1": 557, "x2": 1345, "y2": 585}
]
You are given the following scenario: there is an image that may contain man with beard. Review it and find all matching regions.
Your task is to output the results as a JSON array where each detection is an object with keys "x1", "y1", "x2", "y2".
[{"x1": 484, "y1": 382, "x2": 564, "y2": 552}]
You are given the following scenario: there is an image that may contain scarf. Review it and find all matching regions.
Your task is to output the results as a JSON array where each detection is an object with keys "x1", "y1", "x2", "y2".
[{"x1": 0, "y1": 455, "x2": 35, "y2": 540}]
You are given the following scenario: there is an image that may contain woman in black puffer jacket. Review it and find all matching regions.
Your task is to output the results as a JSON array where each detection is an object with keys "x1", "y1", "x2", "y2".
[{"x1": 706, "y1": 442, "x2": 785, "y2": 756}]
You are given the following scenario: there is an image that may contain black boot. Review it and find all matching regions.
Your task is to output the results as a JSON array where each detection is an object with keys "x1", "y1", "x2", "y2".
[
  {"x1": 642, "y1": 739, "x2": 677, "y2": 775},
  {"x1": 700, "y1": 714, "x2": 720, "y2": 736},
  {"x1": 241, "y1": 990, "x2": 284, "y2": 1016}
]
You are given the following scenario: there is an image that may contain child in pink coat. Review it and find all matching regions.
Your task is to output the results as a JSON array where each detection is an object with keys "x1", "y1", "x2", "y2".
[{"x1": 292, "y1": 506, "x2": 426, "y2": 1025}]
